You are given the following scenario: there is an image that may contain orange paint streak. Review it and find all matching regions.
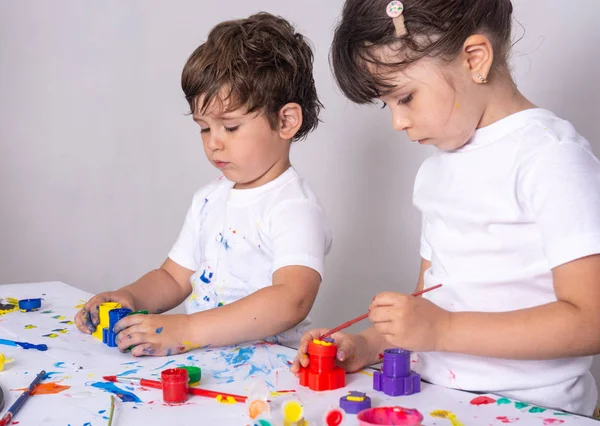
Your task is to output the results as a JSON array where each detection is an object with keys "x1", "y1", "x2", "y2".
[{"x1": 16, "y1": 382, "x2": 71, "y2": 395}]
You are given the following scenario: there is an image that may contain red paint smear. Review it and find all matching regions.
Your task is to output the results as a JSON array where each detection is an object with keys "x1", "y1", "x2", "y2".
[
  {"x1": 12, "y1": 422, "x2": 20, "y2": 425},
  {"x1": 449, "y1": 369, "x2": 457, "y2": 380},
  {"x1": 470, "y1": 396, "x2": 496, "y2": 406},
  {"x1": 378, "y1": 353, "x2": 384, "y2": 360},
  {"x1": 543, "y1": 420, "x2": 565, "y2": 425},
  {"x1": 275, "y1": 389, "x2": 296, "y2": 393},
  {"x1": 325, "y1": 409, "x2": 344, "y2": 426},
  {"x1": 496, "y1": 416, "x2": 519, "y2": 423}
]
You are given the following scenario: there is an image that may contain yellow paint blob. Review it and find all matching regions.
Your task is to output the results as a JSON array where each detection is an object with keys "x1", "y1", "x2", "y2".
[
  {"x1": 216, "y1": 395, "x2": 236, "y2": 404},
  {"x1": 430, "y1": 409, "x2": 464, "y2": 426},
  {"x1": 312, "y1": 339, "x2": 332, "y2": 347},
  {"x1": 282, "y1": 400, "x2": 304, "y2": 422}
]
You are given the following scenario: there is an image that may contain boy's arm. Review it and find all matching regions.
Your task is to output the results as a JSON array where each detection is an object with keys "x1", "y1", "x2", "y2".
[
  {"x1": 185, "y1": 265, "x2": 320, "y2": 347},
  {"x1": 119, "y1": 258, "x2": 194, "y2": 313}
]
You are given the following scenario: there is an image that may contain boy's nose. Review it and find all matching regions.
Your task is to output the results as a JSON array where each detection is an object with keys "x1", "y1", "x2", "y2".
[{"x1": 206, "y1": 134, "x2": 224, "y2": 151}]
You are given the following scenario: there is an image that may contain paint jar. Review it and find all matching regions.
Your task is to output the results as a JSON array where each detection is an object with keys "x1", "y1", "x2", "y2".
[
  {"x1": 108, "y1": 308, "x2": 132, "y2": 333},
  {"x1": 161, "y1": 368, "x2": 189, "y2": 404},
  {"x1": 357, "y1": 407, "x2": 423, "y2": 426},
  {"x1": 18, "y1": 298, "x2": 42, "y2": 312},
  {"x1": 181, "y1": 366, "x2": 201, "y2": 385}
]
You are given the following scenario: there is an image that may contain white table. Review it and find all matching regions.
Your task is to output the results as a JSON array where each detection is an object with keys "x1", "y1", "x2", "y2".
[{"x1": 0, "y1": 282, "x2": 595, "y2": 425}]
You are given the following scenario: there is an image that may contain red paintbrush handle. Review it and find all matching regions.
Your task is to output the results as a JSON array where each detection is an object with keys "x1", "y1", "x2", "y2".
[
  {"x1": 140, "y1": 378, "x2": 163, "y2": 390},
  {"x1": 188, "y1": 387, "x2": 247, "y2": 403},
  {"x1": 320, "y1": 284, "x2": 443, "y2": 339}
]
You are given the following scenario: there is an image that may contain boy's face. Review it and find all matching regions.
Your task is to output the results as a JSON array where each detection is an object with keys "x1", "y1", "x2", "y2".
[
  {"x1": 377, "y1": 57, "x2": 487, "y2": 152},
  {"x1": 193, "y1": 100, "x2": 291, "y2": 189}
]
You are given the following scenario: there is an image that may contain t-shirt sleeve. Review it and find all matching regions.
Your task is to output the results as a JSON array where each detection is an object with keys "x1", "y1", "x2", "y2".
[
  {"x1": 267, "y1": 200, "x2": 332, "y2": 278},
  {"x1": 521, "y1": 142, "x2": 600, "y2": 269},
  {"x1": 420, "y1": 213, "x2": 433, "y2": 261},
  {"x1": 168, "y1": 192, "x2": 205, "y2": 271}
]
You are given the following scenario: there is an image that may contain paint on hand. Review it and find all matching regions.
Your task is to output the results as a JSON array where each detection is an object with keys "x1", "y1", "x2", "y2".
[
  {"x1": 430, "y1": 410, "x2": 464, "y2": 426},
  {"x1": 470, "y1": 396, "x2": 496, "y2": 406},
  {"x1": 155, "y1": 327, "x2": 163, "y2": 334}
]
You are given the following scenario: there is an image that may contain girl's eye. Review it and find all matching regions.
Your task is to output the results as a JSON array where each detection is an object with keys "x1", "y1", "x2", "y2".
[
  {"x1": 200, "y1": 128, "x2": 210, "y2": 134},
  {"x1": 398, "y1": 94, "x2": 413, "y2": 105},
  {"x1": 225, "y1": 126, "x2": 240, "y2": 133}
]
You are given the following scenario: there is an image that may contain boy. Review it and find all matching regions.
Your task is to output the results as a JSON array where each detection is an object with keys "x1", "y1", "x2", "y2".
[{"x1": 75, "y1": 13, "x2": 331, "y2": 356}]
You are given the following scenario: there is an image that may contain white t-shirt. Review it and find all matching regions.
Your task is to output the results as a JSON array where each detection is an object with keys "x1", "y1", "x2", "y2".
[
  {"x1": 168, "y1": 167, "x2": 332, "y2": 345},
  {"x1": 413, "y1": 108, "x2": 600, "y2": 415}
]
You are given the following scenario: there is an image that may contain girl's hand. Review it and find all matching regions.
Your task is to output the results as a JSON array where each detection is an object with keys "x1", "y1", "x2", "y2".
[
  {"x1": 369, "y1": 292, "x2": 450, "y2": 352},
  {"x1": 113, "y1": 313, "x2": 193, "y2": 357},
  {"x1": 74, "y1": 291, "x2": 135, "y2": 334},
  {"x1": 290, "y1": 328, "x2": 372, "y2": 375}
]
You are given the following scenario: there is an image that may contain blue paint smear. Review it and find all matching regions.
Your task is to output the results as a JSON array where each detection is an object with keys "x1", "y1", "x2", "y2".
[
  {"x1": 209, "y1": 368, "x2": 235, "y2": 384},
  {"x1": 121, "y1": 361, "x2": 139, "y2": 365},
  {"x1": 152, "y1": 359, "x2": 175, "y2": 371},
  {"x1": 246, "y1": 363, "x2": 270, "y2": 378},
  {"x1": 83, "y1": 423, "x2": 92, "y2": 426},
  {"x1": 276, "y1": 354, "x2": 293, "y2": 366},
  {"x1": 117, "y1": 368, "x2": 140, "y2": 377},
  {"x1": 155, "y1": 327, "x2": 163, "y2": 334},
  {"x1": 218, "y1": 233, "x2": 230, "y2": 250},
  {"x1": 54, "y1": 361, "x2": 65, "y2": 368},
  {"x1": 43, "y1": 371, "x2": 60, "y2": 379},
  {"x1": 90, "y1": 382, "x2": 142, "y2": 403},
  {"x1": 221, "y1": 347, "x2": 255, "y2": 366},
  {"x1": 98, "y1": 410, "x2": 106, "y2": 414},
  {"x1": 166, "y1": 348, "x2": 172, "y2": 356},
  {"x1": 186, "y1": 355, "x2": 199, "y2": 362},
  {"x1": 199, "y1": 270, "x2": 213, "y2": 284}
]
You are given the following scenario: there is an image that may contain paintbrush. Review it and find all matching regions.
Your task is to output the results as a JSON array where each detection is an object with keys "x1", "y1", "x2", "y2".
[
  {"x1": 320, "y1": 284, "x2": 443, "y2": 339},
  {"x1": 103, "y1": 376, "x2": 247, "y2": 403},
  {"x1": 0, "y1": 370, "x2": 46, "y2": 426},
  {"x1": 0, "y1": 338, "x2": 48, "y2": 352}
]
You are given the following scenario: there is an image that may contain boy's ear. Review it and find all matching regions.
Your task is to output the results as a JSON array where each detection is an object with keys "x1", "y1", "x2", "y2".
[
  {"x1": 462, "y1": 34, "x2": 494, "y2": 84},
  {"x1": 278, "y1": 103, "x2": 303, "y2": 140}
]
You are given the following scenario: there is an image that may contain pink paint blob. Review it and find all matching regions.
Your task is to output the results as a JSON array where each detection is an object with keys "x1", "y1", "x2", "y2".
[
  {"x1": 358, "y1": 407, "x2": 423, "y2": 426},
  {"x1": 470, "y1": 396, "x2": 496, "y2": 406},
  {"x1": 543, "y1": 420, "x2": 565, "y2": 425},
  {"x1": 496, "y1": 416, "x2": 519, "y2": 423}
]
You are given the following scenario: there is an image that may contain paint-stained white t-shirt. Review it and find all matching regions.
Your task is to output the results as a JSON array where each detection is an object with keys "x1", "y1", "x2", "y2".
[
  {"x1": 168, "y1": 167, "x2": 332, "y2": 345},
  {"x1": 413, "y1": 109, "x2": 600, "y2": 415}
]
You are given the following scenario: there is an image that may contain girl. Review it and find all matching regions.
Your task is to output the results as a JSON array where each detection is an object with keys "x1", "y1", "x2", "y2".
[{"x1": 293, "y1": 0, "x2": 600, "y2": 415}]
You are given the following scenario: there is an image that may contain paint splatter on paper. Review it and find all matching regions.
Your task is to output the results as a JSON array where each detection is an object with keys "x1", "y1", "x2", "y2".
[
  {"x1": 496, "y1": 416, "x2": 519, "y2": 423},
  {"x1": 430, "y1": 410, "x2": 464, "y2": 426},
  {"x1": 89, "y1": 382, "x2": 141, "y2": 403},
  {"x1": 542, "y1": 420, "x2": 564, "y2": 425},
  {"x1": 470, "y1": 396, "x2": 496, "y2": 406},
  {"x1": 16, "y1": 382, "x2": 70, "y2": 395}
]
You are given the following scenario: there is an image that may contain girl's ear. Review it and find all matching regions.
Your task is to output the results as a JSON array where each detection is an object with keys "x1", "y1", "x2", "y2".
[
  {"x1": 278, "y1": 103, "x2": 303, "y2": 140},
  {"x1": 462, "y1": 34, "x2": 494, "y2": 84}
]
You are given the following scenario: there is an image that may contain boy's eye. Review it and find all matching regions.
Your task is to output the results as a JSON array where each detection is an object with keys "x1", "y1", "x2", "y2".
[
  {"x1": 225, "y1": 126, "x2": 240, "y2": 133},
  {"x1": 398, "y1": 94, "x2": 413, "y2": 105},
  {"x1": 200, "y1": 128, "x2": 210, "y2": 134}
]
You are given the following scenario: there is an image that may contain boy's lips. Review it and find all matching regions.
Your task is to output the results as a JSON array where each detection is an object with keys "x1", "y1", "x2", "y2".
[{"x1": 214, "y1": 161, "x2": 229, "y2": 168}]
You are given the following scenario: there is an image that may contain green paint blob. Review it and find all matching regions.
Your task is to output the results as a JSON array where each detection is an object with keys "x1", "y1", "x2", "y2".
[
  {"x1": 528, "y1": 407, "x2": 546, "y2": 413},
  {"x1": 554, "y1": 412, "x2": 570, "y2": 416},
  {"x1": 514, "y1": 402, "x2": 529, "y2": 409},
  {"x1": 497, "y1": 398, "x2": 511, "y2": 405}
]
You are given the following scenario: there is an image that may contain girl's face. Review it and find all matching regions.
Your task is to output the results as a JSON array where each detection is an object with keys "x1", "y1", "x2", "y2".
[{"x1": 379, "y1": 57, "x2": 487, "y2": 151}]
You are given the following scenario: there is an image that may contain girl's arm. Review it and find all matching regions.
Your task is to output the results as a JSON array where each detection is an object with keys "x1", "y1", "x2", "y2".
[{"x1": 438, "y1": 254, "x2": 600, "y2": 359}]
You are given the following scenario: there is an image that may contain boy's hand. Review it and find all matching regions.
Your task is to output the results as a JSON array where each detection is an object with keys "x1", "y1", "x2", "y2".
[
  {"x1": 290, "y1": 328, "x2": 371, "y2": 375},
  {"x1": 113, "y1": 313, "x2": 193, "y2": 357},
  {"x1": 369, "y1": 292, "x2": 450, "y2": 352},
  {"x1": 74, "y1": 291, "x2": 135, "y2": 334}
]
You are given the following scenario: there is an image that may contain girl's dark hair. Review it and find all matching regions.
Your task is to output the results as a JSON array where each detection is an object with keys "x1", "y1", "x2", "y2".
[
  {"x1": 182, "y1": 12, "x2": 322, "y2": 142},
  {"x1": 331, "y1": 0, "x2": 514, "y2": 104}
]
